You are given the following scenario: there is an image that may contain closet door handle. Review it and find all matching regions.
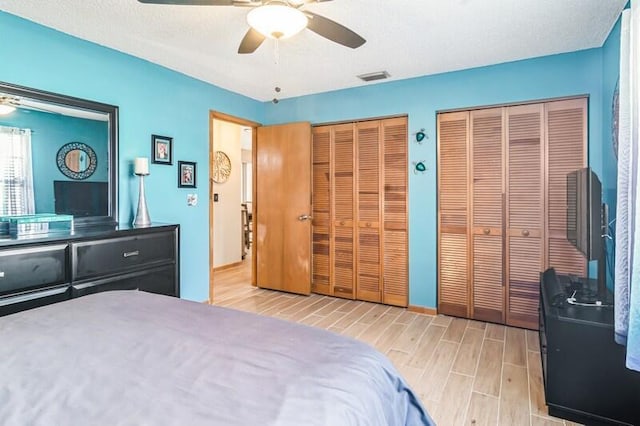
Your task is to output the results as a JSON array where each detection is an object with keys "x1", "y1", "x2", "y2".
[
  {"x1": 340, "y1": 220, "x2": 345, "y2": 226},
  {"x1": 483, "y1": 228, "x2": 490, "y2": 235},
  {"x1": 522, "y1": 229, "x2": 530, "y2": 237}
]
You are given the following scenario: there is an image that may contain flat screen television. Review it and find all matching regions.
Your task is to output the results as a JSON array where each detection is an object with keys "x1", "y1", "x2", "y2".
[
  {"x1": 54, "y1": 180, "x2": 108, "y2": 217},
  {"x1": 566, "y1": 167, "x2": 602, "y2": 261}
]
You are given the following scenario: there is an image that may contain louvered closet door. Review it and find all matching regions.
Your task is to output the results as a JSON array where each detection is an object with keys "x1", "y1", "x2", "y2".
[
  {"x1": 356, "y1": 120, "x2": 382, "y2": 303},
  {"x1": 506, "y1": 104, "x2": 544, "y2": 330},
  {"x1": 545, "y1": 98, "x2": 588, "y2": 276},
  {"x1": 470, "y1": 108, "x2": 505, "y2": 323},
  {"x1": 382, "y1": 117, "x2": 408, "y2": 307},
  {"x1": 438, "y1": 112, "x2": 470, "y2": 317},
  {"x1": 311, "y1": 126, "x2": 331, "y2": 295},
  {"x1": 332, "y1": 124, "x2": 356, "y2": 299}
]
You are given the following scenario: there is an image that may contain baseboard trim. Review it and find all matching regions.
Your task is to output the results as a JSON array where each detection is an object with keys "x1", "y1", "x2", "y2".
[
  {"x1": 213, "y1": 260, "x2": 244, "y2": 272},
  {"x1": 408, "y1": 305, "x2": 438, "y2": 315}
]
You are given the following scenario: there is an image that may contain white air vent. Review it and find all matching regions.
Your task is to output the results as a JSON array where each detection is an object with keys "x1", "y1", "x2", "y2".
[{"x1": 357, "y1": 71, "x2": 390, "y2": 82}]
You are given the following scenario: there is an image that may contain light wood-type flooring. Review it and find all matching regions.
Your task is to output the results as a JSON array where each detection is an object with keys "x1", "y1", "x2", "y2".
[{"x1": 211, "y1": 259, "x2": 581, "y2": 426}]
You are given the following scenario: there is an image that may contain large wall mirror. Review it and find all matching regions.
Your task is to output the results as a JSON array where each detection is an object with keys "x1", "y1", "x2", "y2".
[{"x1": 0, "y1": 81, "x2": 118, "y2": 227}]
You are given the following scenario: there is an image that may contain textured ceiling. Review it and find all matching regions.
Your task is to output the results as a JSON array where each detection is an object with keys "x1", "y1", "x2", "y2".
[{"x1": 0, "y1": 0, "x2": 626, "y2": 101}]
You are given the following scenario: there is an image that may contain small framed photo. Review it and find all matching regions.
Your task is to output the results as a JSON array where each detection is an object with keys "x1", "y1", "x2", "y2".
[
  {"x1": 178, "y1": 161, "x2": 196, "y2": 188},
  {"x1": 151, "y1": 135, "x2": 173, "y2": 165}
]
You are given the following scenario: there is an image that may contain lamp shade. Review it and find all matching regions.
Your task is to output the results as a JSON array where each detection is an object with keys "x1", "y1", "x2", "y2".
[{"x1": 247, "y1": 4, "x2": 308, "y2": 39}]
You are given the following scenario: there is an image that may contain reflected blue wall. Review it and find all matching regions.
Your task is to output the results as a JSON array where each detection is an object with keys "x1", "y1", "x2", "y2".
[{"x1": 0, "y1": 108, "x2": 108, "y2": 212}]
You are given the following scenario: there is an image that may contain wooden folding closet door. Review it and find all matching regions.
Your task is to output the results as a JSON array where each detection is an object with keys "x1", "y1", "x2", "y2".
[
  {"x1": 311, "y1": 126, "x2": 331, "y2": 295},
  {"x1": 332, "y1": 123, "x2": 357, "y2": 299},
  {"x1": 470, "y1": 108, "x2": 505, "y2": 323},
  {"x1": 356, "y1": 120, "x2": 383, "y2": 303},
  {"x1": 505, "y1": 104, "x2": 544, "y2": 329},
  {"x1": 545, "y1": 98, "x2": 588, "y2": 276},
  {"x1": 382, "y1": 117, "x2": 408, "y2": 306},
  {"x1": 437, "y1": 111, "x2": 471, "y2": 317}
]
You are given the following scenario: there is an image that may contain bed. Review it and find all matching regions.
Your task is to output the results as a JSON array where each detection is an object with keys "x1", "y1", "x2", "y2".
[{"x1": 0, "y1": 290, "x2": 433, "y2": 425}]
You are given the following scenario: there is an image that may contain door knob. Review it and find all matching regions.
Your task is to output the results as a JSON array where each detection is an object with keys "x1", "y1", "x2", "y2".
[
  {"x1": 483, "y1": 228, "x2": 490, "y2": 235},
  {"x1": 522, "y1": 229, "x2": 530, "y2": 237},
  {"x1": 298, "y1": 214, "x2": 312, "y2": 221}
]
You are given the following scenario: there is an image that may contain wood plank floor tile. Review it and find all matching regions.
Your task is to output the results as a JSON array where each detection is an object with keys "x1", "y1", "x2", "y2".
[
  {"x1": 499, "y1": 363, "x2": 530, "y2": 425},
  {"x1": 465, "y1": 392, "x2": 499, "y2": 426},
  {"x1": 473, "y1": 339, "x2": 505, "y2": 397},
  {"x1": 358, "y1": 313, "x2": 397, "y2": 345},
  {"x1": 431, "y1": 315, "x2": 453, "y2": 327},
  {"x1": 486, "y1": 323, "x2": 506, "y2": 341},
  {"x1": 406, "y1": 324, "x2": 447, "y2": 369},
  {"x1": 331, "y1": 302, "x2": 373, "y2": 329},
  {"x1": 442, "y1": 317, "x2": 468, "y2": 343},
  {"x1": 432, "y1": 372, "x2": 474, "y2": 425},
  {"x1": 358, "y1": 303, "x2": 391, "y2": 324},
  {"x1": 527, "y1": 329, "x2": 541, "y2": 352},
  {"x1": 504, "y1": 327, "x2": 527, "y2": 366},
  {"x1": 391, "y1": 315, "x2": 432, "y2": 354},
  {"x1": 528, "y1": 350, "x2": 549, "y2": 418},
  {"x1": 531, "y1": 414, "x2": 564, "y2": 425},
  {"x1": 468, "y1": 319, "x2": 487, "y2": 330},
  {"x1": 417, "y1": 340, "x2": 459, "y2": 402},
  {"x1": 452, "y1": 327, "x2": 485, "y2": 376},
  {"x1": 372, "y1": 321, "x2": 406, "y2": 353},
  {"x1": 394, "y1": 310, "x2": 419, "y2": 324}
]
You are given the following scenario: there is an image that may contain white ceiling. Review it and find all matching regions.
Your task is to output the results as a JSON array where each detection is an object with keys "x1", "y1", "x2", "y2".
[{"x1": 0, "y1": 0, "x2": 626, "y2": 101}]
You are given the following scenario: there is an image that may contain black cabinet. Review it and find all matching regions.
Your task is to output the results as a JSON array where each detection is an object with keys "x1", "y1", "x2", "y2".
[
  {"x1": 0, "y1": 224, "x2": 179, "y2": 317},
  {"x1": 540, "y1": 268, "x2": 640, "y2": 425}
]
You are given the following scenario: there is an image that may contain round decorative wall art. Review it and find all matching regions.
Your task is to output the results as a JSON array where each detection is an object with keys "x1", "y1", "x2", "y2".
[
  {"x1": 56, "y1": 142, "x2": 98, "y2": 180},
  {"x1": 212, "y1": 150, "x2": 232, "y2": 183}
]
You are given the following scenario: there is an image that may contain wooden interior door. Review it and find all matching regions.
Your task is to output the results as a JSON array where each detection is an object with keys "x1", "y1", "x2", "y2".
[
  {"x1": 437, "y1": 111, "x2": 471, "y2": 317},
  {"x1": 545, "y1": 98, "x2": 588, "y2": 276},
  {"x1": 470, "y1": 108, "x2": 505, "y2": 323},
  {"x1": 332, "y1": 123, "x2": 356, "y2": 299},
  {"x1": 256, "y1": 122, "x2": 312, "y2": 295},
  {"x1": 311, "y1": 126, "x2": 331, "y2": 295},
  {"x1": 382, "y1": 117, "x2": 408, "y2": 307},
  {"x1": 356, "y1": 120, "x2": 382, "y2": 303},
  {"x1": 506, "y1": 104, "x2": 544, "y2": 329}
]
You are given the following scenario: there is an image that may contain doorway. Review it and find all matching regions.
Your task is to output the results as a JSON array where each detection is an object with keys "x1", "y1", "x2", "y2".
[{"x1": 209, "y1": 112, "x2": 259, "y2": 303}]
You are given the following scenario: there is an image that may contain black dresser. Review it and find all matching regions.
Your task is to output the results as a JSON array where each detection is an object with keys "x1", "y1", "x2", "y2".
[
  {"x1": 0, "y1": 224, "x2": 179, "y2": 317},
  {"x1": 540, "y1": 268, "x2": 640, "y2": 425}
]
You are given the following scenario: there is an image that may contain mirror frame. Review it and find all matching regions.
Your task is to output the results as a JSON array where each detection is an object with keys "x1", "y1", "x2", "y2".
[{"x1": 0, "y1": 81, "x2": 119, "y2": 227}]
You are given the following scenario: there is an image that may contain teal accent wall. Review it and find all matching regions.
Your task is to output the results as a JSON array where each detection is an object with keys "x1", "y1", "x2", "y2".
[
  {"x1": 0, "y1": 108, "x2": 108, "y2": 213},
  {"x1": 0, "y1": 11, "x2": 264, "y2": 302},
  {"x1": 264, "y1": 50, "x2": 606, "y2": 308}
]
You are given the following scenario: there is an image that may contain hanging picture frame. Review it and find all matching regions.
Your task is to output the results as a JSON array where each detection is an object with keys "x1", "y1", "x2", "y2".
[
  {"x1": 151, "y1": 134, "x2": 173, "y2": 165},
  {"x1": 178, "y1": 161, "x2": 196, "y2": 188}
]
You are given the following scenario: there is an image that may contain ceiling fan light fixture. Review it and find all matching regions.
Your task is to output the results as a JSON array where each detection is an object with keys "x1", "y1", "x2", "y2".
[
  {"x1": 0, "y1": 103, "x2": 16, "y2": 115},
  {"x1": 247, "y1": 4, "x2": 308, "y2": 40}
]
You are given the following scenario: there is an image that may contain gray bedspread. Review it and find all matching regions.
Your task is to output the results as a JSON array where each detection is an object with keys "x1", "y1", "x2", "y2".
[{"x1": 0, "y1": 290, "x2": 433, "y2": 425}]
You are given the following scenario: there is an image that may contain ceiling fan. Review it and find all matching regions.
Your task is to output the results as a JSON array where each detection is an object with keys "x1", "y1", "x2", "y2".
[{"x1": 137, "y1": 0, "x2": 366, "y2": 54}]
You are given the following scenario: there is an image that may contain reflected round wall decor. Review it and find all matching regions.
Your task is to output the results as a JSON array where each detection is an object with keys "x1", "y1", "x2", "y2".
[{"x1": 56, "y1": 142, "x2": 98, "y2": 180}]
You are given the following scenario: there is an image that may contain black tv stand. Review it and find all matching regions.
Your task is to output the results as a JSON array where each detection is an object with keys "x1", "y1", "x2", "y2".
[{"x1": 539, "y1": 269, "x2": 640, "y2": 425}]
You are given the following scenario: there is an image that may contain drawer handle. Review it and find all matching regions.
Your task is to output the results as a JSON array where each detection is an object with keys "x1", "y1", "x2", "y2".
[
  {"x1": 483, "y1": 228, "x2": 490, "y2": 235},
  {"x1": 123, "y1": 250, "x2": 140, "y2": 258},
  {"x1": 0, "y1": 271, "x2": 4, "y2": 278},
  {"x1": 522, "y1": 229, "x2": 530, "y2": 237}
]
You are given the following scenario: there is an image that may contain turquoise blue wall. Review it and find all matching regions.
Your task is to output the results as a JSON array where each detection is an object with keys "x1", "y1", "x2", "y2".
[
  {"x1": 0, "y1": 109, "x2": 108, "y2": 212},
  {"x1": 264, "y1": 50, "x2": 605, "y2": 308},
  {"x1": 0, "y1": 11, "x2": 264, "y2": 302}
]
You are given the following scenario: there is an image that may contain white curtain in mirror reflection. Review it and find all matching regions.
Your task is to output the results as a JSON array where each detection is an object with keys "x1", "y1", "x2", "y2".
[{"x1": 0, "y1": 126, "x2": 35, "y2": 216}]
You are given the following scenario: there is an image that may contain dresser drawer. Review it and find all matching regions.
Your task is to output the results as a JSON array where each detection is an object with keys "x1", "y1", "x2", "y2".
[
  {"x1": 0, "y1": 245, "x2": 68, "y2": 296},
  {"x1": 73, "y1": 232, "x2": 175, "y2": 280},
  {"x1": 0, "y1": 285, "x2": 71, "y2": 317},
  {"x1": 72, "y1": 265, "x2": 177, "y2": 298}
]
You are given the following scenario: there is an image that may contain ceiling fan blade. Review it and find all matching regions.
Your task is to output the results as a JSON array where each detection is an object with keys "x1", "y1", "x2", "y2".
[
  {"x1": 304, "y1": 11, "x2": 365, "y2": 49},
  {"x1": 137, "y1": 0, "x2": 235, "y2": 5},
  {"x1": 238, "y1": 28, "x2": 266, "y2": 54}
]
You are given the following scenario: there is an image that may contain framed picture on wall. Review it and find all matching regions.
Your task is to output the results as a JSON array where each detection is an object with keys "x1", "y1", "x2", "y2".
[
  {"x1": 151, "y1": 134, "x2": 173, "y2": 165},
  {"x1": 178, "y1": 161, "x2": 196, "y2": 188}
]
